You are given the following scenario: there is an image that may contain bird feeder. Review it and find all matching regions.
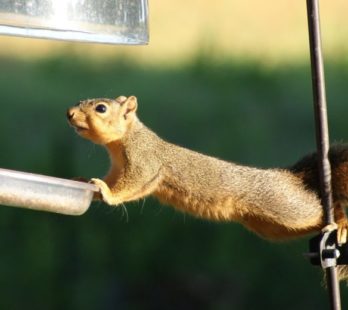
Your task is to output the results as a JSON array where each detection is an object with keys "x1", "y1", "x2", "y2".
[{"x1": 0, "y1": 0, "x2": 149, "y2": 215}]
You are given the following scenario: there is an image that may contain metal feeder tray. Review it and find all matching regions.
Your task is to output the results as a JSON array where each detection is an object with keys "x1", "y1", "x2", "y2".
[{"x1": 0, "y1": 168, "x2": 98, "y2": 215}]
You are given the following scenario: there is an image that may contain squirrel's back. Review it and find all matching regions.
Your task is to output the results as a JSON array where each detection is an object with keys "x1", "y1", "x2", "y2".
[{"x1": 152, "y1": 137, "x2": 324, "y2": 239}]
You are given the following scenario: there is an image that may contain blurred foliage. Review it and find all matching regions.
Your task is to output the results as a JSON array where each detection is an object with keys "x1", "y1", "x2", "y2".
[{"x1": 1, "y1": 54, "x2": 348, "y2": 309}]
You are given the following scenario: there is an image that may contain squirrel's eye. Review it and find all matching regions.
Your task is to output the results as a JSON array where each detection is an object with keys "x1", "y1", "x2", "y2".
[{"x1": 95, "y1": 104, "x2": 107, "y2": 113}]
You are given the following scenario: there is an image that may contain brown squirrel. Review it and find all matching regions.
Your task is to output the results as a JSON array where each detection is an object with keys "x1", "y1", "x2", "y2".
[{"x1": 67, "y1": 95, "x2": 348, "y2": 274}]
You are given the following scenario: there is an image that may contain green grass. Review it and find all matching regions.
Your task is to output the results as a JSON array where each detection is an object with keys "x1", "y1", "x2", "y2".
[{"x1": 0, "y1": 55, "x2": 348, "y2": 309}]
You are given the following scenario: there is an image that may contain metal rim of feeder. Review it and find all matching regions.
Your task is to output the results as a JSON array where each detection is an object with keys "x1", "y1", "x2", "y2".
[{"x1": 0, "y1": 0, "x2": 149, "y2": 45}]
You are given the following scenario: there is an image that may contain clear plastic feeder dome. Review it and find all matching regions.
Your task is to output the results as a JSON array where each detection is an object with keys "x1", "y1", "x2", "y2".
[{"x1": 0, "y1": 0, "x2": 149, "y2": 44}]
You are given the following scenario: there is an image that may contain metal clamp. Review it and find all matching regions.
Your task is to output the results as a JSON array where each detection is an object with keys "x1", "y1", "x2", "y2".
[{"x1": 305, "y1": 230, "x2": 348, "y2": 268}]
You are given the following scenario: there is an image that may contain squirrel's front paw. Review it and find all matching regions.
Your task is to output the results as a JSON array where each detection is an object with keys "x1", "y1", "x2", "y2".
[
  {"x1": 90, "y1": 178, "x2": 107, "y2": 189},
  {"x1": 90, "y1": 178, "x2": 111, "y2": 203}
]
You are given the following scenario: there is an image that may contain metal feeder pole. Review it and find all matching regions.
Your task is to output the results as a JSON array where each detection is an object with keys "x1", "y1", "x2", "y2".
[{"x1": 306, "y1": 0, "x2": 341, "y2": 309}]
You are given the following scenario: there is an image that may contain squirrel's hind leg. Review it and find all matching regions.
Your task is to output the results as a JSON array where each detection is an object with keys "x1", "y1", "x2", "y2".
[
  {"x1": 322, "y1": 202, "x2": 348, "y2": 245},
  {"x1": 321, "y1": 202, "x2": 348, "y2": 245},
  {"x1": 335, "y1": 202, "x2": 348, "y2": 245}
]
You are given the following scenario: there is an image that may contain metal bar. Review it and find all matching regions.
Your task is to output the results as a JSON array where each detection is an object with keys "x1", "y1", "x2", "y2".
[
  {"x1": 306, "y1": 0, "x2": 341, "y2": 309},
  {"x1": 306, "y1": 0, "x2": 333, "y2": 224},
  {"x1": 326, "y1": 267, "x2": 342, "y2": 310}
]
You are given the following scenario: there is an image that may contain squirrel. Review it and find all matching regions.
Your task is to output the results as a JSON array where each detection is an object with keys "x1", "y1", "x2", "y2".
[{"x1": 67, "y1": 96, "x2": 348, "y2": 277}]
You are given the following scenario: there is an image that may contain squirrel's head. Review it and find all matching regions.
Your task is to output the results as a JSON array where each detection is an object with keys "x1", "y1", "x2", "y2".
[{"x1": 67, "y1": 96, "x2": 138, "y2": 144}]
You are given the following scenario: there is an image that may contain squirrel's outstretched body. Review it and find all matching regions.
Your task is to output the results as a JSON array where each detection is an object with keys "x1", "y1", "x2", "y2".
[{"x1": 67, "y1": 96, "x2": 348, "y2": 244}]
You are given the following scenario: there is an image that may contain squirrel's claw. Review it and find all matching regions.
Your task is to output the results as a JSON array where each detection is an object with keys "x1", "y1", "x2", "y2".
[
  {"x1": 337, "y1": 223, "x2": 348, "y2": 245},
  {"x1": 321, "y1": 222, "x2": 348, "y2": 245},
  {"x1": 90, "y1": 178, "x2": 106, "y2": 188}
]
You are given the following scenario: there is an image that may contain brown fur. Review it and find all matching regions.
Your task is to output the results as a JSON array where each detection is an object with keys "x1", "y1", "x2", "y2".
[{"x1": 67, "y1": 96, "x2": 348, "y2": 277}]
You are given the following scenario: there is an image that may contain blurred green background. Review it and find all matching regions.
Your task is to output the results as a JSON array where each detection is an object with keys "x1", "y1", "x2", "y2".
[{"x1": 1, "y1": 1, "x2": 348, "y2": 310}]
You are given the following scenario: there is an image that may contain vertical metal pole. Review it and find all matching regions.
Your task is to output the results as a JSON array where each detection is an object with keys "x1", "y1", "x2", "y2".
[{"x1": 306, "y1": 0, "x2": 341, "y2": 309}]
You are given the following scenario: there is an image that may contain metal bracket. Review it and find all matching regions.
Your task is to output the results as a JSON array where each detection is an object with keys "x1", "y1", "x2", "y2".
[{"x1": 306, "y1": 230, "x2": 348, "y2": 268}]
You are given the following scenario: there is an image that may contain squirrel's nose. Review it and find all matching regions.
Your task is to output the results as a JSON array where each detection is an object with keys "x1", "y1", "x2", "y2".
[{"x1": 67, "y1": 109, "x2": 75, "y2": 120}]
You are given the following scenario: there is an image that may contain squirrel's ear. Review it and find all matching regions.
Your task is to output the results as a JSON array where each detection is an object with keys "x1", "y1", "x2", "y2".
[
  {"x1": 115, "y1": 96, "x2": 127, "y2": 104},
  {"x1": 122, "y1": 96, "x2": 138, "y2": 119}
]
